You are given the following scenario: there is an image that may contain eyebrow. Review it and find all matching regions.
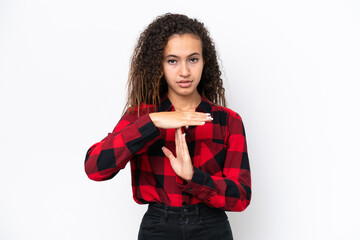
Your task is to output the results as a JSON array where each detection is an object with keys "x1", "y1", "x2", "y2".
[{"x1": 164, "y1": 52, "x2": 201, "y2": 59}]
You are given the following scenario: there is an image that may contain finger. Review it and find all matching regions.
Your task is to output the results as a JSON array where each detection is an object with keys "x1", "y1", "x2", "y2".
[
  {"x1": 185, "y1": 115, "x2": 213, "y2": 126},
  {"x1": 175, "y1": 128, "x2": 182, "y2": 157},
  {"x1": 162, "y1": 147, "x2": 176, "y2": 162},
  {"x1": 177, "y1": 131, "x2": 185, "y2": 156},
  {"x1": 177, "y1": 129, "x2": 185, "y2": 154},
  {"x1": 189, "y1": 112, "x2": 213, "y2": 121},
  {"x1": 186, "y1": 112, "x2": 211, "y2": 117},
  {"x1": 185, "y1": 121, "x2": 206, "y2": 127},
  {"x1": 180, "y1": 133, "x2": 190, "y2": 161},
  {"x1": 189, "y1": 114, "x2": 213, "y2": 122},
  {"x1": 181, "y1": 132, "x2": 188, "y2": 152},
  {"x1": 181, "y1": 112, "x2": 213, "y2": 126},
  {"x1": 176, "y1": 130, "x2": 189, "y2": 162}
]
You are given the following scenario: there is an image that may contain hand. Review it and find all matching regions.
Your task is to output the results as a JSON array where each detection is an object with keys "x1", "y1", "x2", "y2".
[
  {"x1": 149, "y1": 112, "x2": 212, "y2": 129},
  {"x1": 161, "y1": 128, "x2": 194, "y2": 181}
]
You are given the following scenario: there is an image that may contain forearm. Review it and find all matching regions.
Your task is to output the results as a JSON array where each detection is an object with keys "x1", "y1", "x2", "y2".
[
  {"x1": 177, "y1": 112, "x2": 251, "y2": 211},
  {"x1": 177, "y1": 167, "x2": 251, "y2": 211},
  {"x1": 149, "y1": 112, "x2": 212, "y2": 129},
  {"x1": 84, "y1": 113, "x2": 159, "y2": 181}
]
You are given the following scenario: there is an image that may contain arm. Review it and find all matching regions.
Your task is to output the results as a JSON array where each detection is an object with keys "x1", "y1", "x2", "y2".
[
  {"x1": 84, "y1": 111, "x2": 159, "y2": 181},
  {"x1": 176, "y1": 113, "x2": 251, "y2": 211},
  {"x1": 84, "y1": 110, "x2": 211, "y2": 181}
]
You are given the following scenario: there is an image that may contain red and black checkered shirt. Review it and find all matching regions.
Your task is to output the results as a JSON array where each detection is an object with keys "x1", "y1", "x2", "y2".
[{"x1": 85, "y1": 95, "x2": 251, "y2": 211}]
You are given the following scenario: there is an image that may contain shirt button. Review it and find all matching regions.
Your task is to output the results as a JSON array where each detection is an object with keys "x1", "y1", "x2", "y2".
[{"x1": 188, "y1": 188, "x2": 192, "y2": 192}]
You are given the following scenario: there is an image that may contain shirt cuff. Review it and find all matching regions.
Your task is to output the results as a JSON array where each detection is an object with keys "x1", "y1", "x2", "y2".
[
  {"x1": 176, "y1": 167, "x2": 216, "y2": 204},
  {"x1": 177, "y1": 167, "x2": 213, "y2": 197},
  {"x1": 121, "y1": 114, "x2": 159, "y2": 154}
]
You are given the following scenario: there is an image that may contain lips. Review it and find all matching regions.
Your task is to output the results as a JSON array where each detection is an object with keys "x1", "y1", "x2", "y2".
[{"x1": 177, "y1": 80, "x2": 193, "y2": 88}]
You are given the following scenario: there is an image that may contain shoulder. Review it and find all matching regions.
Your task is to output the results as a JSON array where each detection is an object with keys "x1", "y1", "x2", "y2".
[
  {"x1": 127, "y1": 103, "x2": 156, "y2": 113},
  {"x1": 123, "y1": 103, "x2": 157, "y2": 119},
  {"x1": 113, "y1": 103, "x2": 156, "y2": 132},
  {"x1": 201, "y1": 96, "x2": 241, "y2": 122},
  {"x1": 209, "y1": 104, "x2": 246, "y2": 141},
  {"x1": 212, "y1": 104, "x2": 245, "y2": 134},
  {"x1": 212, "y1": 104, "x2": 242, "y2": 122}
]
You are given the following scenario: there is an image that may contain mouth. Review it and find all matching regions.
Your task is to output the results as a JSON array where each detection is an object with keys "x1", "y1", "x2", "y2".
[{"x1": 176, "y1": 80, "x2": 193, "y2": 88}]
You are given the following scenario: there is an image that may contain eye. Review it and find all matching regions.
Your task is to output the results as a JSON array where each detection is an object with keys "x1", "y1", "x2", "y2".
[
  {"x1": 189, "y1": 58, "x2": 199, "y2": 63},
  {"x1": 167, "y1": 59, "x2": 177, "y2": 64}
]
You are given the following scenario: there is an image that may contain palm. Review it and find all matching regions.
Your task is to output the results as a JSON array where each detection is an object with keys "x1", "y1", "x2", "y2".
[
  {"x1": 149, "y1": 112, "x2": 212, "y2": 129},
  {"x1": 161, "y1": 128, "x2": 194, "y2": 181}
]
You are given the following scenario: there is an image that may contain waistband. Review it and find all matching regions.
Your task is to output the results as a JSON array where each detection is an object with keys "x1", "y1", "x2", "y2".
[
  {"x1": 148, "y1": 202, "x2": 225, "y2": 218},
  {"x1": 146, "y1": 202, "x2": 228, "y2": 225},
  {"x1": 149, "y1": 202, "x2": 205, "y2": 211}
]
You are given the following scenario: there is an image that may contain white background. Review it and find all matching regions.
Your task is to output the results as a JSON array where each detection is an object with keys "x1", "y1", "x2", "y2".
[{"x1": 1, "y1": 0, "x2": 359, "y2": 239}]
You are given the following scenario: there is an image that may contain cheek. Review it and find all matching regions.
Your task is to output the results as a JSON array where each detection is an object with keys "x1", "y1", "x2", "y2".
[
  {"x1": 194, "y1": 66, "x2": 204, "y2": 78},
  {"x1": 163, "y1": 67, "x2": 178, "y2": 80},
  {"x1": 162, "y1": 68, "x2": 170, "y2": 81},
  {"x1": 163, "y1": 73, "x2": 174, "y2": 87}
]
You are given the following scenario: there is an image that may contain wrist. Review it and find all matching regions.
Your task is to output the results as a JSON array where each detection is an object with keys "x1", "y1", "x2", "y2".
[
  {"x1": 183, "y1": 169, "x2": 194, "y2": 182},
  {"x1": 149, "y1": 113, "x2": 158, "y2": 127}
]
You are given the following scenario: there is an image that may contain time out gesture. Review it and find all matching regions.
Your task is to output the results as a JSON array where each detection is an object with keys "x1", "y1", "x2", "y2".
[{"x1": 149, "y1": 112, "x2": 213, "y2": 181}]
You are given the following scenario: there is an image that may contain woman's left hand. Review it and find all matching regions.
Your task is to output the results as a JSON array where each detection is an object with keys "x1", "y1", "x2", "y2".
[{"x1": 162, "y1": 128, "x2": 194, "y2": 182}]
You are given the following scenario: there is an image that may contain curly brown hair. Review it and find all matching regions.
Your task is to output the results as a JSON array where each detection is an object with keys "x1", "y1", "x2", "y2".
[{"x1": 124, "y1": 13, "x2": 226, "y2": 115}]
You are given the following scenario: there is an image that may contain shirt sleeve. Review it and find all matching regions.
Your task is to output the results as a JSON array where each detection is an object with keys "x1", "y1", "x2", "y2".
[
  {"x1": 84, "y1": 111, "x2": 159, "y2": 181},
  {"x1": 176, "y1": 113, "x2": 251, "y2": 211}
]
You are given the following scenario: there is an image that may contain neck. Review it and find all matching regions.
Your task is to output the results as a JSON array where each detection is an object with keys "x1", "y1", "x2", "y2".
[{"x1": 167, "y1": 91, "x2": 202, "y2": 112}]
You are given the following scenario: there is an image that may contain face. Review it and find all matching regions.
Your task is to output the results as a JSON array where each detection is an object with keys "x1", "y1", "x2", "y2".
[{"x1": 162, "y1": 34, "x2": 205, "y2": 99}]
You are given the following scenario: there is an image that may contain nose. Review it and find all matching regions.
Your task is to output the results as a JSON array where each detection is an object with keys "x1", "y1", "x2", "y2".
[{"x1": 179, "y1": 61, "x2": 190, "y2": 77}]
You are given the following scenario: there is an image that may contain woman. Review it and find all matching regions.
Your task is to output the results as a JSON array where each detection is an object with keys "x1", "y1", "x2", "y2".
[{"x1": 85, "y1": 13, "x2": 251, "y2": 240}]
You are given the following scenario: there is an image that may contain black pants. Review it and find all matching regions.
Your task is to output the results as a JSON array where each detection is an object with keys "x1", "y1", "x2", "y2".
[{"x1": 138, "y1": 203, "x2": 233, "y2": 240}]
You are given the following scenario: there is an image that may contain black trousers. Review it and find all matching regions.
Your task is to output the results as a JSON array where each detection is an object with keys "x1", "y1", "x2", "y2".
[{"x1": 138, "y1": 203, "x2": 233, "y2": 240}]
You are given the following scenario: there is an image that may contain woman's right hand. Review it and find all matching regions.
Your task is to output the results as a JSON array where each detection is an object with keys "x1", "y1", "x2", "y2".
[{"x1": 149, "y1": 112, "x2": 213, "y2": 129}]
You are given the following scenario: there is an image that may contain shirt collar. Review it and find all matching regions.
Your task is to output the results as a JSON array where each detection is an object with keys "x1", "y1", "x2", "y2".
[{"x1": 157, "y1": 94, "x2": 213, "y2": 114}]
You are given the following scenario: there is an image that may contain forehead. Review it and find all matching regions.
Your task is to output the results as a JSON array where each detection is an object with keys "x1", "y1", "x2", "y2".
[{"x1": 164, "y1": 34, "x2": 203, "y2": 56}]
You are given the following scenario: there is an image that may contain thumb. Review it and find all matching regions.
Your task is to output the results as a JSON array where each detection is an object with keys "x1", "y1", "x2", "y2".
[{"x1": 162, "y1": 147, "x2": 176, "y2": 162}]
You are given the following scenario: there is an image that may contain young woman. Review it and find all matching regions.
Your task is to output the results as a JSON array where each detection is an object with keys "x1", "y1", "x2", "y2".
[{"x1": 85, "y1": 13, "x2": 251, "y2": 240}]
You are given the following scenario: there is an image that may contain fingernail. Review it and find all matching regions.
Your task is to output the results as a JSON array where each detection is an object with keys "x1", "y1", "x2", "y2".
[
  {"x1": 207, "y1": 116, "x2": 213, "y2": 120},
  {"x1": 206, "y1": 113, "x2": 211, "y2": 115},
  {"x1": 201, "y1": 121, "x2": 205, "y2": 125}
]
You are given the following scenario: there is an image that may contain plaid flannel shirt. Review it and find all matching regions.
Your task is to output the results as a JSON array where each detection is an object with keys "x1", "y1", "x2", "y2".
[{"x1": 85, "y1": 95, "x2": 251, "y2": 211}]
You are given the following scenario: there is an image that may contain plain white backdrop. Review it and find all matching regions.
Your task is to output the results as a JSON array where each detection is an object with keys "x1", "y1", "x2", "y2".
[{"x1": 1, "y1": 0, "x2": 360, "y2": 239}]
